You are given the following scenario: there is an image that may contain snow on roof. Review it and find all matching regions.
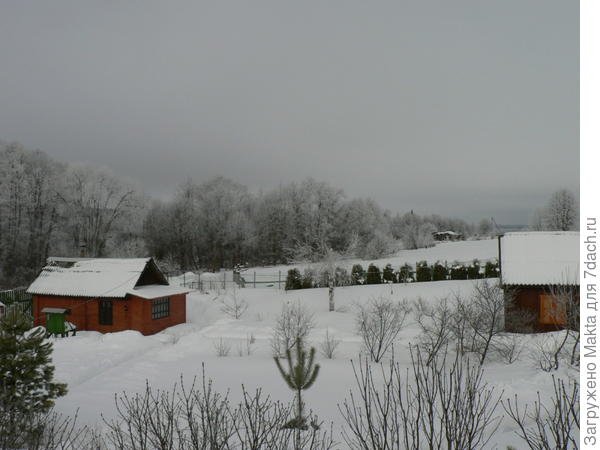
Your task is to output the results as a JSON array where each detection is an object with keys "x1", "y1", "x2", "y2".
[
  {"x1": 128, "y1": 285, "x2": 190, "y2": 299},
  {"x1": 41, "y1": 307, "x2": 69, "y2": 314},
  {"x1": 27, "y1": 258, "x2": 153, "y2": 298},
  {"x1": 500, "y1": 232, "x2": 579, "y2": 286}
]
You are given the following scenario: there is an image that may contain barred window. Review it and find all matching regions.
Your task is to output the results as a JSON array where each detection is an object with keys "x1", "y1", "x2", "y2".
[{"x1": 152, "y1": 297, "x2": 170, "y2": 320}]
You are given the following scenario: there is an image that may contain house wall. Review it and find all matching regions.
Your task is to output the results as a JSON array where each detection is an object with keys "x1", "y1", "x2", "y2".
[
  {"x1": 33, "y1": 293, "x2": 186, "y2": 335},
  {"x1": 504, "y1": 285, "x2": 579, "y2": 333}
]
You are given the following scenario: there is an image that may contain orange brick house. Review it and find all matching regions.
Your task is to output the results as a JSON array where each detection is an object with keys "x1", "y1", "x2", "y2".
[
  {"x1": 499, "y1": 232, "x2": 579, "y2": 332},
  {"x1": 27, "y1": 257, "x2": 188, "y2": 335}
]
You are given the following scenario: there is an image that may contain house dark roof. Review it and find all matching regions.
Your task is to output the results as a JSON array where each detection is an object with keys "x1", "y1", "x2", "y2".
[{"x1": 500, "y1": 232, "x2": 579, "y2": 286}]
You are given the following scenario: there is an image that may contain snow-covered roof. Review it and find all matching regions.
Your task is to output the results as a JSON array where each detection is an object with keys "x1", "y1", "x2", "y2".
[
  {"x1": 27, "y1": 258, "x2": 158, "y2": 298},
  {"x1": 128, "y1": 285, "x2": 190, "y2": 299},
  {"x1": 41, "y1": 307, "x2": 69, "y2": 314},
  {"x1": 500, "y1": 232, "x2": 579, "y2": 286}
]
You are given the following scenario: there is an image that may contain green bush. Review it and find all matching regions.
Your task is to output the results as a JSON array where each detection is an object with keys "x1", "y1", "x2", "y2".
[
  {"x1": 450, "y1": 263, "x2": 468, "y2": 280},
  {"x1": 301, "y1": 268, "x2": 316, "y2": 289},
  {"x1": 432, "y1": 262, "x2": 448, "y2": 281},
  {"x1": 398, "y1": 263, "x2": 413, "y2": 282},
  {"x1": 416, "y1": 261, "x2": 432, "y2": 282},
  {"x1": 351, "y1": 264, "x2": 365, "y2": 285},
  {"x1": 366, "y1": 264, "x2": 382, "y2": 284},
  {"x1": 286, "y1": 268, "x2": 303, "y2": 290},
  {"x1": 467, "y1": 260, "x2": 481, "y2": 279},
  {"x1": 382, "y1": 263, "x2": 396, "y2": 283},
  {"x1": 335, "y1": 267, "x2": 351, "y2": 286},
  {"x1": 484, "y1": 260, "x2": 500, "y2": 278}
]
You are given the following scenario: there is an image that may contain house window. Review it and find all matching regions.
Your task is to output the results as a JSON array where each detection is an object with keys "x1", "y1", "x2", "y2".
[
  {"x1": 539, "y1": 294, "x2": 566, "y2": 326},
  {"x1": 99, "y1": 300, "x2": 113, "y2": 325},
  {"x1": 152, "y1": 297, "x2": 170, "y2": 320}
]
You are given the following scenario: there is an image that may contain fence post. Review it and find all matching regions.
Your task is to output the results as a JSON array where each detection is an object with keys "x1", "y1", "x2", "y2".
[
  {"x1": 254, "y1": 271, "x2": 256, "y2": 288},
  {"x1": 278, "y1": 270, "x2": 281, "y2": 290},
  {"x1": 223, "y1": 271, "x2": 226, "y2": 289}
]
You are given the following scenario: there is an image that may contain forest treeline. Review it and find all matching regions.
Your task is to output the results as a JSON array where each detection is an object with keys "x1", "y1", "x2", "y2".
[{"x1": 0, "y1": 142, "x2": 575, "y2": 287}]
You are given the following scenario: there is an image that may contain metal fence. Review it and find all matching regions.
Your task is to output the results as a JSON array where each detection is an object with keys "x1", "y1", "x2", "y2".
[{"x1": 0, "y1": 287, "x2": 33, "y2": 317}]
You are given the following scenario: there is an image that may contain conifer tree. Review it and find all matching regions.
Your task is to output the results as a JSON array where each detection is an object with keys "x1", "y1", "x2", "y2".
[
  {"x1": 274, "y1": 339, "x2": 320, "y2": 448},
  {"x1": 0, "y1": 310, "x2": 67, "y2": 444}
]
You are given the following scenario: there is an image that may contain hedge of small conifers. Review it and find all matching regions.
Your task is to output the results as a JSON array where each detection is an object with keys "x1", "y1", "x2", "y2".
[{"x1": 285, "y1": 260, "x2": 499, "y2": 290}]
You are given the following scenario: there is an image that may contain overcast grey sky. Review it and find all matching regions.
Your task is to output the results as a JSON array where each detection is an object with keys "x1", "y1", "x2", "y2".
[{"x1": 0, "y1": 1, "x2": 578, "y2": 224}]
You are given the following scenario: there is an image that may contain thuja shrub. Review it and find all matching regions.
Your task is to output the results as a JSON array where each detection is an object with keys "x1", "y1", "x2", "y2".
[
  {"x1": 467, "y1": 260, "x2": 481, "y2": 279},
  {"x1": 351, "y1": 264, "x2": 366, "y2": 285},
  {"x1": 416, "y1": 261, "x2": 432, "y2": 282},
  {"x1": 398, "y1": 264, "x2": 413, "y2": 283},
  {"x1": 450, "y1": 263, "x2": 468, "y2": 280},
  {"x1": 484, "y1": 260, "x2": 500, "y2": 278},
  {"x1": 301, "y1": 268, "x2": 316, "y2": 289},
  {"x1": 382, "y1": 264, "x2": 396, "y2": 283},
  {"x1": 286, "y1": 269, "x2": 303, "y2": 290},
  {"x1": 366, "y1": 264, "x2": 382, "y2": 285},
  {"x1": 432, "y1": 262, "x2": 448, "y2": 281}
]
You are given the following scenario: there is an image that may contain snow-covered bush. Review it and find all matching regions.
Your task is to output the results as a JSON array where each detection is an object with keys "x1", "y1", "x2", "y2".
[
  {"x1": 449, "y1": 262, "x2": 468, "y2": 280},
  {"x1": 271, "y1": 302, "x2": 316, "y2": 357},
  {"x1": 302, "y1": 268, "x2": 317, "y2": 289},
  {"x1": 382, "y1": 263, "x2": 396, "y2": 283},
  {"x1": 285, "y1": 269, "x2": 303, "y2": 290},
  {"x1": 432, "y1": 261, "x2": 448, "y2": 281},
  {"x1": 484, "y1": 260, "x2": 500, "y2": 278},
  {"x1": 415, "y1": 261, "x2": 431, "y2": 282},
  {"x1": 467, "y1": 259, "x2": 481, "y2": 279},
  {"x1": 398, "y1": 263, "x2": 413, "y2": 283},
  {"x1": 355, "y1": 297, "x2": 410, "y2": 362},
  {"x1": 351, "y1": 264, "x2": 365, "y2": 285}
]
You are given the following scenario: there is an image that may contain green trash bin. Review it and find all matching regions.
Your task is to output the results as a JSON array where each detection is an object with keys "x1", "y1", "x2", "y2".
[{"x1": 41, "y1": 307, "x2": 70, "y2": 336}]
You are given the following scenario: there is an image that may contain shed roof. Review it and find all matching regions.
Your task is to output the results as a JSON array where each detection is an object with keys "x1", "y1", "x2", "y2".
[
  {"x1": 128, "y1": 285, "x2": 190, "y2": 299},
  {"x1": 27, "y1": 258, "x2": 170, "y2": 298},
  {"x1": 500, "y1": 232, "x2": 579, "y2": 286}
]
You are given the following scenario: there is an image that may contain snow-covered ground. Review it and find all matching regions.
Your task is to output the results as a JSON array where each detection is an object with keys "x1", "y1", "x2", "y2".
[{"x1": 50, "y1": 277, "x2": 578, "y2": 448}]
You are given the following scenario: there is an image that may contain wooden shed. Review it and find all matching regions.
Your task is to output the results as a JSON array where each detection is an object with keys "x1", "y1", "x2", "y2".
[
  {"x1": 27, "y1": 258, "x2": 189, "y2": 336},
  {"x1": 499, "y1": 232, "x2": 579, "y2": 332}
]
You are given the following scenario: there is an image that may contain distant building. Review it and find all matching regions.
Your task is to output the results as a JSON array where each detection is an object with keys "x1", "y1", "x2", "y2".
[
  {"x1": 432, "y1": 231, "x2": 463, "y2": 241},
  {"x1": 27, "y1": 258, "x2": 188, "y2": 336},
  {"x1": 499, "y1": 232, "x2": 579, "y2": 332}
]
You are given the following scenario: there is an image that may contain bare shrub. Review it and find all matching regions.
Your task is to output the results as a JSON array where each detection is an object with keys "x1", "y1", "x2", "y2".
[
  {"x1": 414, "y1": 296, "x2": 454, "y2": 364},
  {"x1": 0, "y1": 409, "x2": 99, "y2": 450},
  {"x1": 271, "y1": 302, "x2": 316, "y2": 357},
  {"x1": 319, "y1": 328, "x2": 340, "y2": 359},
  {"x1": 416, "y1": 281, "x2": 512, "y2": 366},
  {"x1": 237, "y1": 334, "x2": 255, "y2": 357},
  {"x1": 503, "y1": 376, "x2": 579, "y2": 449},
  {"x1": 219, "y1": 290, "x2": 249, "y2": 319},
  {"x1": 492, "y1": 333, "x2": 524, "y2": 364},
  {"x1": 531, "y1": 332, "x2": 577, "y2": 372},
  {"x1": 214, "y1": 338, "x2": 231, "y2": 357},
  {"x1": 340, "y1": 345, "x2": 503, "y2": 449},
  {"x1": 102, "y1": 368, "x2": 335, "y2": 450},
  {"x1": 356, "y1": 297, "x2": 410, "y2": 362}
]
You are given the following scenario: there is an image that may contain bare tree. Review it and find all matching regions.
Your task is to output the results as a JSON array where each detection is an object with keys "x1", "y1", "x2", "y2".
[
  {"x1": 271, "y1": 302, "x2": 316, "y2": 357},
  {"x1": 503, "y1": 376, "x2": 579, "y2": 450},
  {"x1": 355, "y1": 297, "x2": 410, "y2": 362}
]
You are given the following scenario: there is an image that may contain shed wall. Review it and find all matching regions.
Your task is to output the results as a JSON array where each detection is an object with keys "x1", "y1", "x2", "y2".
[{"x1": 33, "y1": 294, "x2": 186, "y2": 335}]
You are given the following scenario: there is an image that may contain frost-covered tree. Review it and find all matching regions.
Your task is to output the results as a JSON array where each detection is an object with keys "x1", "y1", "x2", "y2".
[
  {"x1": 0, "y1": 310, "x2": 67, "y2": 444},
  {"x1": 58, "y1": 163, "x2": 141, "y2": 257},
  {"x1": 543, "y1": 189, "x2": 578, "y2": 231}
]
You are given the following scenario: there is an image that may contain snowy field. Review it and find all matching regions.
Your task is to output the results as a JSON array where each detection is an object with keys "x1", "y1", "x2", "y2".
[{"x1": 49, "y1": 278, "x2": 578, "y2": 448}]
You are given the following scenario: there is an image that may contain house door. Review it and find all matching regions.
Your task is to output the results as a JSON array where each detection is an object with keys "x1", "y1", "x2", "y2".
[{"x1": 99, "y1": 300, "x2": 113, "y2": 325}]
